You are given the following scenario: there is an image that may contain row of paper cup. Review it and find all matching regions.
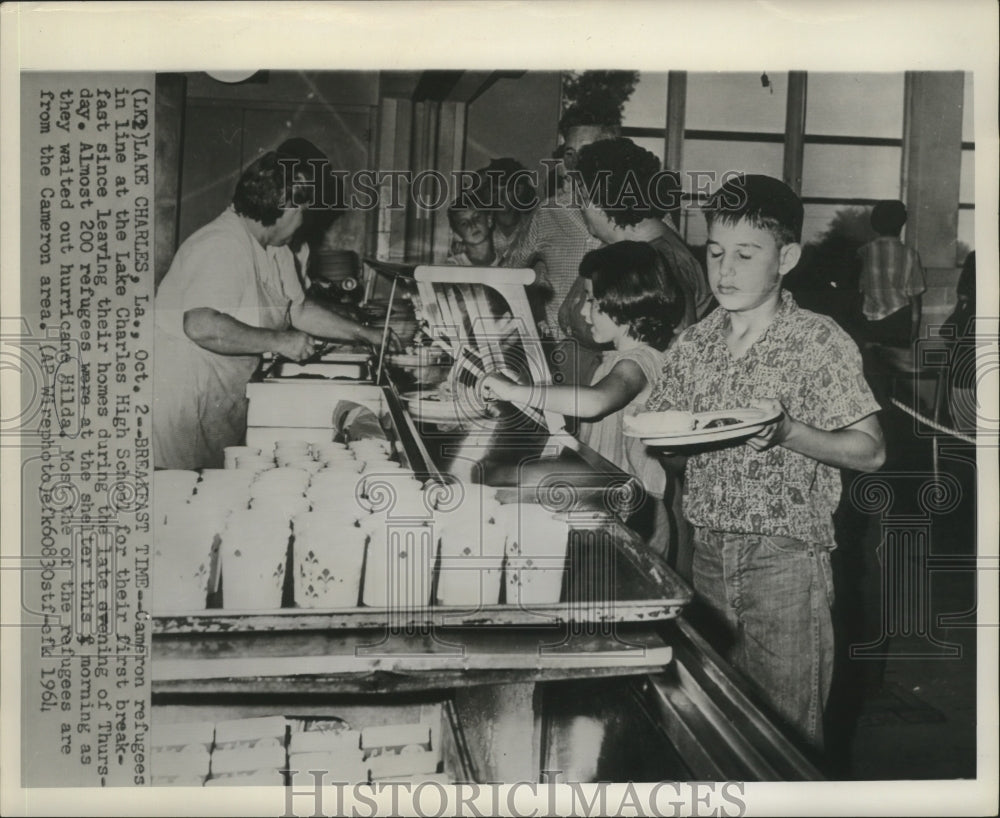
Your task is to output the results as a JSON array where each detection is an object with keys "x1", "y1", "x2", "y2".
[
  {"x1": 153, "y1": 461, "x2": 420, "y2": 525},
  {"x1": 153, "y1": 501, "x2": 572, "y2": 612},
  {"x1": 223, "y1": 437, "x2": 395, "y2": 471}
]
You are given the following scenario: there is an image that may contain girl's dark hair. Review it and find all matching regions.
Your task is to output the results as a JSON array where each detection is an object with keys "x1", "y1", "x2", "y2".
[
  {"x1": 579, "y1": 241, "x2": 685, "y2": 351},
  {"x1": 232, "y1": 151, "x2": 305, "y2": 226}
]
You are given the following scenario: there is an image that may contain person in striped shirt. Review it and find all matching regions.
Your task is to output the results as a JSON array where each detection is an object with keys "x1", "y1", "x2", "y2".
[{"x1": 857, "y1": 199, "x2": 926, "y2": 346}]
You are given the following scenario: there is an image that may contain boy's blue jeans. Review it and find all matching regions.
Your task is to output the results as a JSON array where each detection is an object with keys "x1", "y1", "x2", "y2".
[{"x1": 691, "y1": 528, "x2": 835, "y2": 749}]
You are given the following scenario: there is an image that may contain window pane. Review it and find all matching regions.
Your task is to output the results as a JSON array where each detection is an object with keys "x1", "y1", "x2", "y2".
[
  {"x1": 958, "y1": 210, "x2": 975, "y2": 255},
  {"x1": 802, "y1": 144, "x2": 901, "y2": 199},
  {"x1": 801, "y1": 203, "x2": 868, "y2": 247},
  {"x1": 687, "y1": 72, "x2": 788, "y2": 133},
  {"x1": 681, "y1": 139, "x2": 784, "y2": 197},
  {"x1": 623, "y1": 72, "x2": 668, "y2": 129},
  {"x1": 805, "y1": 72, "x2": 904, "y2": 138},
  {"x1": 629, "y1": 135, "x2": 665, "y2": 166},
  {"x1": 962, "y1": 72, "x2": 974, "y2": 143},
  {"x1": 679, "y1": 207, "x2": 708, "y2": 248},
  {"x1": 960, "y1": 149, "x2": 975, "y2": 204}
]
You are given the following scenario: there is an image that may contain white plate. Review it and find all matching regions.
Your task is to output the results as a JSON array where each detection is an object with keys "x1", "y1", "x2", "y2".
[
  {"x1": 272, "y1": 362, "x2": 366, "y2": 379},
  {"x1": 388, "y1": 353, "x2": 445, "y2": 368},
  {"x1": 387, "y1": 354, "x2": 423, "y2": 367},
  {"x1": 400, "y1": 392, "x2": 492, "y2": 425},
  {"x1": 317, "y1": 351, "x2": 371, "y2": 364},
  {"x1": 625, "y1": 407, "x2": 781, "y2": 446}
]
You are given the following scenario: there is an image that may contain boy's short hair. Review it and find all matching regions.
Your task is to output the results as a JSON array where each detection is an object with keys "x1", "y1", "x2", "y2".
[
  {"x1": 870, "y1": 199, "x2": 907, "y2": 236},
  {"x1": 558, "y1": 104, "x2": 621, "y2": 138},
  {"x1": 703, "y1": 174, "x2": 803, "y2": 246},
  {"x1": 447, "y1": 198, "x2": 490, "y2": 231},
  {"x1": 574, "y1": 138, "x2": 667, "y2": 228}
]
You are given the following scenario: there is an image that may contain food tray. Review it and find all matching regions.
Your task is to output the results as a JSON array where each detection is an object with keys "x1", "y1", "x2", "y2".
[
  {"x1": 266, "y1": 360, "x2": 370, "y2": 381},
  {"x1": 151, "y1": 700, "x2": 473, "y2": 785},
  {"x1": 153, "y1": 516, "x2": 691, "y2": 634}
]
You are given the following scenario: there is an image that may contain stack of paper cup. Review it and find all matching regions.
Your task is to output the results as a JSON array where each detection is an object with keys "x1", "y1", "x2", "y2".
[
  {"x1": 198, "y1": 469, "x2": 256, "y2": 491},
  {"x1": 224, "y1": 446, "x2": 261, "y2": 470},
  {"x1": 292, "y1": 512, "x2": 367, "y2": 608},
  {"x1": 153, "y1": 517, "x2": 220, "y2": 611},
  {"x1": 435, "y1": 507, "x2": 506, "y2": 606},
  {"x1": 319, "y1": 457, "x2": 365, "y2": 476},
  {"x1": 194, "y1": 469, "x2": 255, "y2": 509},
  {"x1": 250, "y1": 494, "x2": 311, "y2": 517},
  {"x1": 274, "y1": 440, "x2": 312, "y2": 464},
  {"x1": 306, "y1": 470, "x2": 366, "y2": 515},
  {"x1": 235, "y1": 453, "x2": 275, "y2": 472},
  {"x1": 360, "y1": 472, "x2": 428, "y2": 518},
  {"x1": 278, "y1": 456, "x2": 323, "y2": 476},
  {"x1": 361, "y1": 513, "x2": 435, "y2": 610},
  {"x1": 153, "y1": 470, "x2": 200, "y2": 524},
  {"x1": 251, "y1": 467, "x2": 311, "y2": 497},
  {"x1": 496, "y1": 503, "x2": 570, "y2": 605},
  {"x1": 249, "y1": 468, "x2": 310, "y2": 518},
  {"x1": 219, "y1": 511, "x2": 291, "y2": 610},
  {"x1": 348, "y1": 438, "x2": 393, "y2": 456},
  {"x1": 349, "y1": 439, "x2": 395, "y2": 470},
  {"x1": 312, "y1": 442, "x2": 353, "y2": 466},
  {"x1": 182, "y1": 498, "x2": 234, "y2": 536}
]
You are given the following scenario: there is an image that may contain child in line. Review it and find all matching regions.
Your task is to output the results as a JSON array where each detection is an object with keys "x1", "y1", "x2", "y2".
[
  {"x1": 857, "y1": 199, "x2": 926, "y2": 346},
  {"x1": 482, "y1": 241, "x2": 685, "y2": 556},
  {"x1": 645, "y1": 174, "x2": 886, "y2": 751},
  {"x1": 446, "y1": 199, "x2": 497, "y2": 267}
]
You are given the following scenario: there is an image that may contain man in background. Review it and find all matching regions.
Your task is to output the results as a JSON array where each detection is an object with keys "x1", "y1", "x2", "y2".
[{"x1": 497, "y1": 111, "x2": 618, "y2": 388}]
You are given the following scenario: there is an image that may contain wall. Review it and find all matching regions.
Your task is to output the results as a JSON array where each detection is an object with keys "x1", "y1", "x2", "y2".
[
  {"x1": 465, "y1": 72, "x2": 562, "y2": 179},
  {"x1": 905, "y1": 72, "x2": 967, "y2": 333},
  {"x1": 185, "y1": 71, "x2": 379, "y2": 106},
  {"x1": 166, "y1": 71, "x2": 379, "y2": 287}
]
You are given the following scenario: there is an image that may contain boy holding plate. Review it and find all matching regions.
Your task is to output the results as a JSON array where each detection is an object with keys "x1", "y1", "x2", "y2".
[{"x1": 645, "y1": 174, "x2": 885, "y2": 752}]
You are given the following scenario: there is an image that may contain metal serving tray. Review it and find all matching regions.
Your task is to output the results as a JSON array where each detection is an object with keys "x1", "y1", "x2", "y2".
[
  {"x1": 153, "y1": 516, "x2": 691, "y2": 634},
  {"x1": 155, "y1": 380, "x2": 692, "y2": 635}
]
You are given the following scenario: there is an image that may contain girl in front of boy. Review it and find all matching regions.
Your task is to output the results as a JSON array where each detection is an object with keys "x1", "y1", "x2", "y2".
[{"x1": 481, "y1": 241, "x2": 685, "y2": 557}]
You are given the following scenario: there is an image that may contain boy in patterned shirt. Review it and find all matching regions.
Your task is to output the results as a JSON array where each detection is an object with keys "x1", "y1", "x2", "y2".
[{"x1": 645, "y1": 175, "x2": 886, "y2": 751}]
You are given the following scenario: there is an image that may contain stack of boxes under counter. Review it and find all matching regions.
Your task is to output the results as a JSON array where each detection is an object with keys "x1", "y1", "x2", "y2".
[{"x1": 151, "y1": 715, "x2": 448, "y2": 786}]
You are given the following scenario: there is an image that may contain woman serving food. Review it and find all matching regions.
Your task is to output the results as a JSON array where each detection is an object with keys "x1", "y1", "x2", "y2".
[{"x1": 153, "y1": 142, "x2": 388, "y2": 470}]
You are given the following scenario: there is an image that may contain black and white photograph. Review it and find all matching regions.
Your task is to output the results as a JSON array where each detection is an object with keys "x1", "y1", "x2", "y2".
[{"x1": 1, "y1": 2, "x2": 997, "y2": 816}]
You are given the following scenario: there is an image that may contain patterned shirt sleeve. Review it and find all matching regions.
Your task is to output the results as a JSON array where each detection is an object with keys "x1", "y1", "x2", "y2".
[
  {"x1": 499, "y1": 208, "x2": 541, "y2": 268},
  {"x1": 797, "y1": 319, "x2": 881, "y2": 430},
  {"x1": 645, "y1": 338, "x2": 690, "y2": 411}
]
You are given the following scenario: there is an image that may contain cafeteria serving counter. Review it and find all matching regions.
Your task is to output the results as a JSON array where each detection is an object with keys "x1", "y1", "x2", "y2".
[{"x1": 149, "y1": 269, "x2": 823, "y2": 785}]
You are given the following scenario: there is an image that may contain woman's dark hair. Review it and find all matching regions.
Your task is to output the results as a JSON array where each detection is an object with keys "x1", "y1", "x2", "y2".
[
  {"x1": 574, "y1": 138, "x2": 665, "y2": 228},
  {"x1": 232, "y1": 151, "x2": 298, "y2": 226},
  {"x1": 579, "y1": 241, "x2": 685, "y2": 350},
  {"x1": 476, "y1": 157, "x2": 537, "y2": 212}
]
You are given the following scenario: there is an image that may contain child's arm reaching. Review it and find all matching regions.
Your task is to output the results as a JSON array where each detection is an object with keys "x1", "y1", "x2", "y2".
[
  {"x1": 482, "y1": 360, "x2": 648, "y2": 421},
  {"x1": 747, "y1": 398, "x2": 886, "y2": 472}
]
